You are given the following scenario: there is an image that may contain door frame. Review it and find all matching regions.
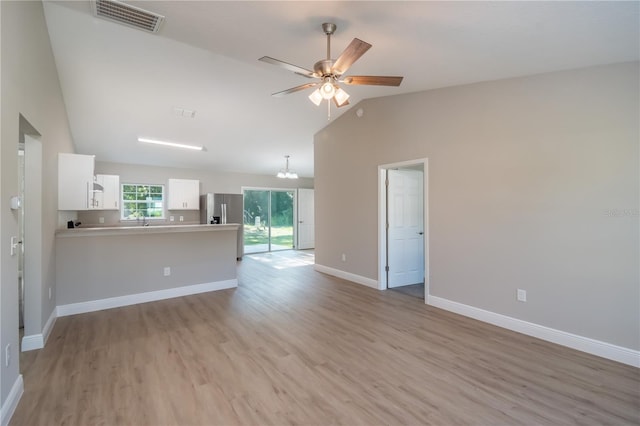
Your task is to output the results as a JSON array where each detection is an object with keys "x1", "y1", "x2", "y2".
[
  {"x1": 377, "y1": 158, "x2": 429, "y2": 302},
  {"x1": 386, "y1": 168, "x2": 425, "y2": 288},
  {"x1": 22, "y1": 133, "x2": 44, "y2": 351}
]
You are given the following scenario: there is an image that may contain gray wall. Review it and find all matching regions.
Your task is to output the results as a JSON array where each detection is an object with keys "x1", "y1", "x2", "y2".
[
  {"x1": 314, "y1": 62, "x2": 639, "y2": 350},
  {"x1": 1, "y1": 0, "x2": 76, "y2": 408},
  {"x1": 77, "y1": 161, "x2": 314, "y2": 226},
  {"x1": 56, "y1": 229, "x2": 237, "y2": 305}
]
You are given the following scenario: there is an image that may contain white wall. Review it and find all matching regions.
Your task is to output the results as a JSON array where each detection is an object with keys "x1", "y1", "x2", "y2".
[
  {"x1": 314, "y1": 62, "x2": 639, "y2": 351},
  {"x1": 1, "y1": 0, "x2": 76, "y2": 415}
]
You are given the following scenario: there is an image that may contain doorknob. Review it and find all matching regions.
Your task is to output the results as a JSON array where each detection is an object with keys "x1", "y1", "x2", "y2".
[
  {"x1": 418, "y1": 232, "x2": 424, "y2": 235},
  {"x1": 299, "y1": 221, "x2": 304, "y2": 224}
]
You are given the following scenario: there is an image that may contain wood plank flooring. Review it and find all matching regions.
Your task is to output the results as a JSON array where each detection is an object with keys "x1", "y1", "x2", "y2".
[{"x1": 11, "y1": 250, "x2": 640, "y2": 425}]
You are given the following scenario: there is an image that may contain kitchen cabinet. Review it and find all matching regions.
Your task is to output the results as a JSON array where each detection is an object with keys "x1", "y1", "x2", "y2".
[
  {"x1": 93, "y1": 174, "x2": 120, "y2": 210},
  {"x1": 167, "y1": 178, "x2": 200, "y2": 210},
  {"x1": 58, "y1": 153, "x2": 95, "y2": 211}
]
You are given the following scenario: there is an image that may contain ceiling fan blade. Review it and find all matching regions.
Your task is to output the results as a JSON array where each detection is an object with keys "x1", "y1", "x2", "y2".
[
  {"x1": 342, "y1": 76, "x2": 404, "y2": 86},
  {"x1": 271, "y1": 83, "x2": 319, "y2": 97},
  {"x1": 332, "y1": 97, "x2": 350, "y2": 108},
  {"x1": 259, "y1": 56, "x2": 316, "y2": 78},
  {"x1": 332, "y1": 38, "x2": 372, "y2": 76}
]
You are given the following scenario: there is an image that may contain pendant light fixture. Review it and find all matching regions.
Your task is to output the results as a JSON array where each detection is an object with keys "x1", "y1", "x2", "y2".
[{"x1": 276, "y1": 155, "x2": 298, "y2": 179}]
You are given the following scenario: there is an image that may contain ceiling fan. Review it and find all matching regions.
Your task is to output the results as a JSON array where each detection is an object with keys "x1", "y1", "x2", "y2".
[{"x1": 259, "y1": 23, "x2": 403, "y2": 118}]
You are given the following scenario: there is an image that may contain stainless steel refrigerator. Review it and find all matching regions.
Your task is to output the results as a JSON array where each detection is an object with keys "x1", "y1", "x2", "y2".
[{"x1": 200, "y1": 193, "x2": 244, "y2": 260}]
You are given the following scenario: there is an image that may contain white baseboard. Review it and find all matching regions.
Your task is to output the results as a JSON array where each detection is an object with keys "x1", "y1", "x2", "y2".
[
  {"x1": 428, "y1": 295, "x2": 640, "y2": 368},
  {"x1": 43, "y1": 307, "x2": 57, "y2": 345},
  {"x1": 1, "y1": 375, "x2": 23, "y2": 426},
  {"x1": 57, "y1": 279, "x2": 238, "y2": 317},
  {"x1": 20, "y1": 334, "x2": 43, "y2": 352},
  {"x1": 314, "y1": 264, "x2": 378, "y2": 289},
  {"x1": 21, "y1": 308, "x2": 58, "y2": 352}
]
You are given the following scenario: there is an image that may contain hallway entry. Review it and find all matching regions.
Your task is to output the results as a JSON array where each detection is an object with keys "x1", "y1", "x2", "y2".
[
  {"x1": 387, "y1": 168, "x2": 424, "y2": 288},
  {"x1": 378, "y1": 159, "x2": 428, "y2": 299}
]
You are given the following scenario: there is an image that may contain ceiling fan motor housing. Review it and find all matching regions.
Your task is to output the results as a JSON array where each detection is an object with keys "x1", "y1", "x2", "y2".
[{"x1": 314, "y1": 59, "x2": 336, "y2": 77}]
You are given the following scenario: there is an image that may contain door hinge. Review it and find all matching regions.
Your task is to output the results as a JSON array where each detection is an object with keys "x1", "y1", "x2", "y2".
[
  {"x1": 385, "y1": 178, "x2": 389, "y2": 187},
  {"x1": 385, "y1": 265, "x2": 389, "y2": 272}
]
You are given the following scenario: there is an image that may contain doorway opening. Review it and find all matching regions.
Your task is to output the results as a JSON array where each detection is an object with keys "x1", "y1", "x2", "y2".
[
  {"x1": 18, "y1": 115, "x2": 43, "y2": 360},
  {"x1": 378, "y1": 159, "x2": 429, "y2": 302},
  {"x1": 243, "y1": 188, "x2": 296, "y2": 254}
]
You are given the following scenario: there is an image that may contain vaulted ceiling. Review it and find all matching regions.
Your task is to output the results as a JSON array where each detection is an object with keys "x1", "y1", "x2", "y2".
[{"x1": 44, "y1": 1, "x2": 639, "y2": 177}]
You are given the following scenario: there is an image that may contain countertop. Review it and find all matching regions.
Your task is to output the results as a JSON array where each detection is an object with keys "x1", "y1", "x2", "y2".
[{"x1": 56, "y1": 223, "x2": 240, "y2": 238}]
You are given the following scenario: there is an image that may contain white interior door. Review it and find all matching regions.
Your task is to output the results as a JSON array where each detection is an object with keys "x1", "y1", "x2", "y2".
[
  {"x1": 387, "y1": 169, "x2": 424, "y2": 288},
  {"x1": 297, "y1": 188, "x2": 315, "y2": 249}
]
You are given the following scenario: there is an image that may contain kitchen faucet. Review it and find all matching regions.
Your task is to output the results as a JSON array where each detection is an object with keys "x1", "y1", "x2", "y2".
[{"x1": 138, "y1": 213, "x2": 149, "y2": 226}]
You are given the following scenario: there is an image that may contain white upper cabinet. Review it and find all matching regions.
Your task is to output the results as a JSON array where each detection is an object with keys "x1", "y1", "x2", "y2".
[
  {"x1": 167, "y1": 178, "x2": 200, "y2": 210},
  {"x1": 58, "y1": 153, "x2": 95, "y2": 211},
  {"x1": 93, "y1": 174, "x2": 120, "y2": 210},
  {"x1": 58, "y1": 154, "x2": 121, "y2": 211}
]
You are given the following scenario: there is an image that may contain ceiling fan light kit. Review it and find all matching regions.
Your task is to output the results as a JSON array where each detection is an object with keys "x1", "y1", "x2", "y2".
[
  {"x1": 320, "y1": 79, "x2": 336, "y2": 99},
  {"x1": 308, "y1": 89, "x2": 323, "y2": 106},
  {"x1": 333, "y1": 87, "x2": 350, "y2": 106},
  {"x1": 260, "y1": 22, "x2": 403, "y2": 119}
]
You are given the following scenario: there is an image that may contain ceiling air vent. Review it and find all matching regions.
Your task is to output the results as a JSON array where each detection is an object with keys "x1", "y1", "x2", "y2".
[{"x1": 92, "y1": 0, "x2": 165, "y2": 33}]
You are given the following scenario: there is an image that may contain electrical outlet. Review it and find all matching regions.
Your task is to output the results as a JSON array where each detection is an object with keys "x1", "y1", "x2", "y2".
[
  {"x1": 163, "y1": 267, "x2": 171, "y2": 276},
  {"x1": 517, "y1": 289, "x2": 527, "y2": 302},
  {"x1": 179, "y1": 216, "x2": 184, "y2": 222},
  {"x1": 170, "y1": 216, "x2": 175, "y2": 222},
  {"x1": 5, "y1": 344, "x2": 10, "y2": 367},
  {"x1": 341, "y1": 253, "x2": 346, "y2": 262},
  {"x1": 99, "y1": 217, "x2": 105, "y2": 224}
]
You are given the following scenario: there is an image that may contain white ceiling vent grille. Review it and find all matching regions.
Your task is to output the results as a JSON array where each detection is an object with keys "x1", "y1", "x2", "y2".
[{"x1": 92, "y1": 0, "x2": 165, "y2": 33}]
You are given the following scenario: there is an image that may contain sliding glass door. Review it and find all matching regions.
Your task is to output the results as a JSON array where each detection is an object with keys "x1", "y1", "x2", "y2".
[{"x1": 243, "y1": 189, "x2": 295, "y2": 254}]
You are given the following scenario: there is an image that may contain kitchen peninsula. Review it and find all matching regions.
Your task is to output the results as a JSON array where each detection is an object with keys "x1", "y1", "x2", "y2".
[{"x1": 55, "y1": 224, "x2": 240, "y2": 316}]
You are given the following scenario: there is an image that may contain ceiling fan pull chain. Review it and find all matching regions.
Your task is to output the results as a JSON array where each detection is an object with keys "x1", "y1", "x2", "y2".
[{"x1": 327, "y1": 99, "x2": 331, "y2": 120}]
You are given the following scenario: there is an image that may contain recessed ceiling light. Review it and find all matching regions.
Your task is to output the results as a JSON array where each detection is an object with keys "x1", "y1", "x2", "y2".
[{"x1": 138, "y1": 137, "x2": 203, "y2": 151}]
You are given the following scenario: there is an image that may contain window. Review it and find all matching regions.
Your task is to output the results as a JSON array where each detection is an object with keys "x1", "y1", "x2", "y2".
[{"x1": 121, "y1": 184, "x2": 165, "y2": 220}]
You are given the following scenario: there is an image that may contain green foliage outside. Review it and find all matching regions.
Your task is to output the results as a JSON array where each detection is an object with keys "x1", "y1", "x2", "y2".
[
  {"x1": 122, "y1": 184, "x2": 164, "y2": 219},
  {"x1": 243, "y1": 190, "x2": 294, "y2": 248},
  {"x1": 243, "y1": 190, "x2": 294, "y2": 227},
  {"x1": 244, "y1": 225, "x2": 293, "y2": 248}
]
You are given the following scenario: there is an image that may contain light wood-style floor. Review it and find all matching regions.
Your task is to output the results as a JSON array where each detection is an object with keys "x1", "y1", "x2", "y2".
[{"x1": 11, "y1": 250, "x2": 640, "y2": 425}]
